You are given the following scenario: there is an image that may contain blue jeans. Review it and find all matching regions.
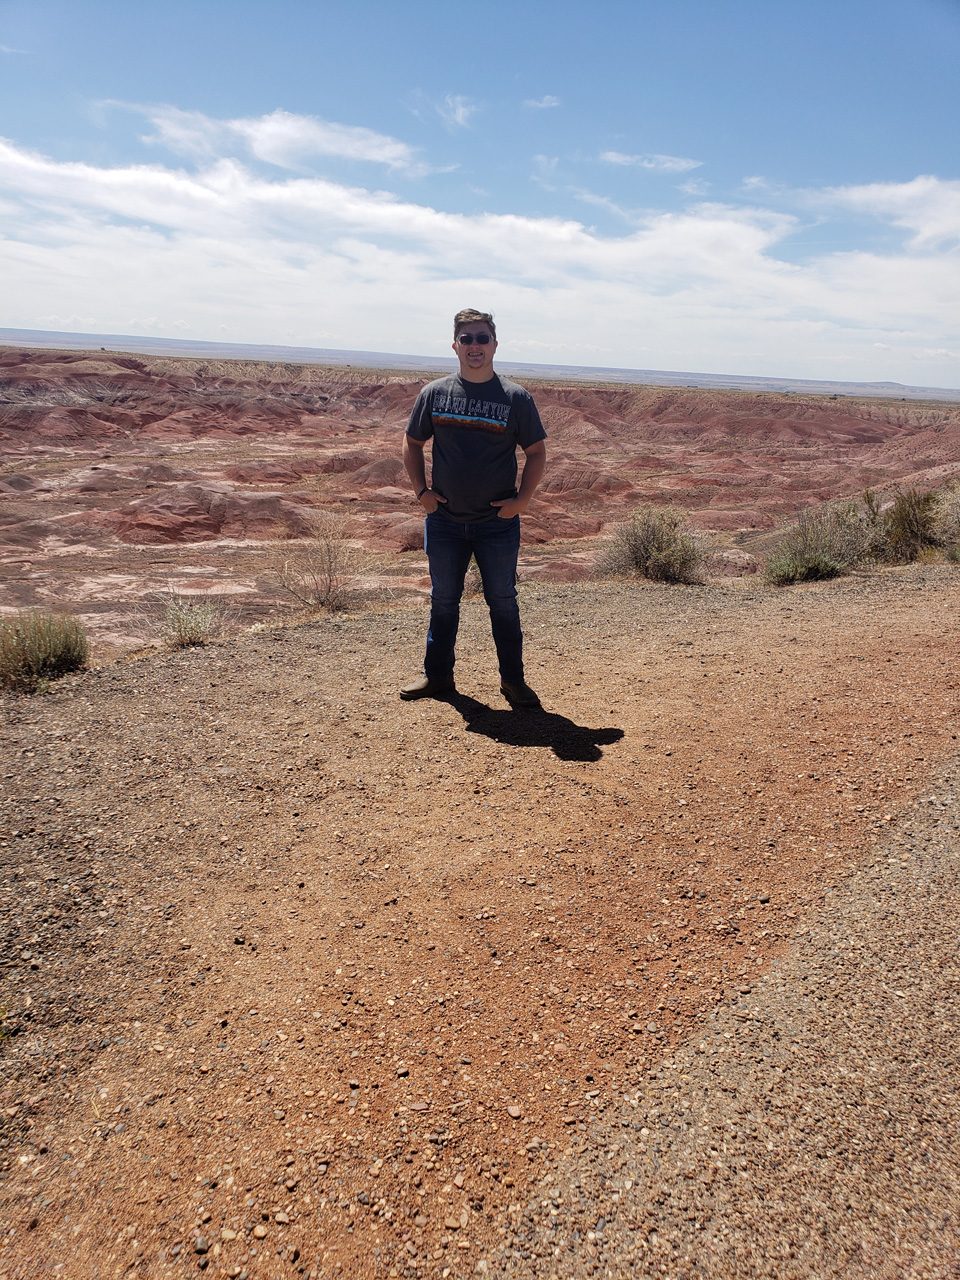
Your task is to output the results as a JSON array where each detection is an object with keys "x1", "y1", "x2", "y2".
[{"x1": 423, "y1": 511, "x2": 524, "y2": 684}]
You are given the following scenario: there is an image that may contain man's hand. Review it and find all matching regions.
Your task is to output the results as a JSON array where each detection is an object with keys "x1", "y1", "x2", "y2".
[
  {"x1": 490, "y1": 496, "x2": 526, "y2": 519},
  {"x1": 419, "y1": 489, "x2": 447, "y2": 514},
  {"x1": 491, "y1": 440, "x2": 546, "y2": 519}
]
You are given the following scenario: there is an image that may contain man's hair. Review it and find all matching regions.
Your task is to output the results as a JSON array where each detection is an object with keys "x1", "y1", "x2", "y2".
[{"x1": 453, "y1": 308, "x2": 497, "y2": 339}]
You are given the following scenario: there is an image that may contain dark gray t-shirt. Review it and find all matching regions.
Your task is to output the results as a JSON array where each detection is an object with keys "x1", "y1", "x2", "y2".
[{"x1": 405, "y1": 373, "x2": 546, "y2": 523}]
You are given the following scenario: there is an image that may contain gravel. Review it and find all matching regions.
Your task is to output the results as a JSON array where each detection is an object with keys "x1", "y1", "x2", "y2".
[{"x1": 502, "y1": 765, "x2": 960, "y2": 1278}]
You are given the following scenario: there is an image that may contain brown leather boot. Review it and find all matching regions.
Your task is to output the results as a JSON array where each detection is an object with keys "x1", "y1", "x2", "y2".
[
  {"x1": 500, "y1": 680, "x2": 541, "y2": 708},
  {"x1": 399, "y1": 674, "x2": 456, "y2": 700}
]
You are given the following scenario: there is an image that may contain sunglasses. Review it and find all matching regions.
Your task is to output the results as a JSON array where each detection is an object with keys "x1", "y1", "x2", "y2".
[{"x1": 456, "y1": 332, "x2": 492, "y2": 345}]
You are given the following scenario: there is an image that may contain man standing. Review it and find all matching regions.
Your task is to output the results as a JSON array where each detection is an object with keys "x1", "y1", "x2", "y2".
[{"x1": 400, "y1": 308, "x2": 547, "y2": 706}]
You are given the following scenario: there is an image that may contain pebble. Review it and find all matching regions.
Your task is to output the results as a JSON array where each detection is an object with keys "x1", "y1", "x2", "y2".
[
  {"x1": 507, "y1": 1105, "x2": 522, "y2": 1118},
  {"x1": 194, "y1": 1236, "x2": 210, "y2": 1254}
]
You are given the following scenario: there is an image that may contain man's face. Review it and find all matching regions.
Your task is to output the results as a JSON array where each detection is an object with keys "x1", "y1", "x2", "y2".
[{"x1": 453, "y1": 322, "x2": 497, "y2": 380}]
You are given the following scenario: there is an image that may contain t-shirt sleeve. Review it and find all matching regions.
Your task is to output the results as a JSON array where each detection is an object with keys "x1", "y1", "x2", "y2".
[
  {"x1": 515, "y1": 391, "x2": 547, "y2": 449},
  {"x1": 405, "y1": 387, "x2": 434, "y2": 441}
]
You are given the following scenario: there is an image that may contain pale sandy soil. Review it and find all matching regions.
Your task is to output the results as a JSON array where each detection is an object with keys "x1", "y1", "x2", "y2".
[{"x1": 1, "y1": 566, "x2": 959, "y2": 1279}]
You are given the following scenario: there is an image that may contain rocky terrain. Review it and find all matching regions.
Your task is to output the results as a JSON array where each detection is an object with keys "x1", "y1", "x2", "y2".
[
  {"x1": 1, "y1": 566, "x2": 960, "y2": 1277},
  {"x1": 4, "y1": 346, "x2": 960, "y2": 654}
]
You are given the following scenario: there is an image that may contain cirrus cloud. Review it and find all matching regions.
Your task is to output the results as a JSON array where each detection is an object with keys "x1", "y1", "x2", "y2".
[
  {"x1": 601, "y1": 150, "x2": 703, "y2": 173},
  {"x1": 124, "y1": 102, "x2": 432, "y2": 175}
]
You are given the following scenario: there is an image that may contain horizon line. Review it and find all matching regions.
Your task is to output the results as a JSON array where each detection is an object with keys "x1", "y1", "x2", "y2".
[{"x1": 2, "y1": 326, "x2": 959, "y2": 404}]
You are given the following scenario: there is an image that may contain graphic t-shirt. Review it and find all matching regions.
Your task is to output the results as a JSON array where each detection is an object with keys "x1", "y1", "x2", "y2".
[{"x1": 405, "y1": 373, "x2": 546, "y2": 523}]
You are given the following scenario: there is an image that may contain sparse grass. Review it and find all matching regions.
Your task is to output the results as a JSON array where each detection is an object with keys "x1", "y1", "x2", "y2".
[
  {"x1": 157, "y1": 596, "x2": 230, "y2": 647},
  {"x1": 0, "y1": 610, "x2": 89, "y2": 693},
  {"x1": 600, "y1": 506, "x2": 705, "y2": 584},
  {"x1": 270, "y1": 510, "x2": 362, "y2": 612}
]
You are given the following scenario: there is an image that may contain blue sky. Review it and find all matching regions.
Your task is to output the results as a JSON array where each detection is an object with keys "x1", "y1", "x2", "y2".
[{"x1": 1, "y1": 0, "x2": 959, "y2": 385}]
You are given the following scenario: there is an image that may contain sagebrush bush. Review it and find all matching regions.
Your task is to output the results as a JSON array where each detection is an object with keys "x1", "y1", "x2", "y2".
[
  {"x1": 880, "y1": 488, "x2": 940, "y2": 563},
  {"x1": 270, "y1": 511, "x2": 361, "y2": 611},
  {"x1": 764, "y1": 502, "x2": 873, "y2": 586},
  {"x1": 600, "y1": 506, "x2": 705, "y2": 584},
  {"x1": 159, "y1": 596, "x2": 229, "y2": 647},
  {"x1": 932, "y1": 483, "x2": 960, "y2": 563},
  {"x1": 0, "y1": 610, "x2": 89, "y2": 693}
]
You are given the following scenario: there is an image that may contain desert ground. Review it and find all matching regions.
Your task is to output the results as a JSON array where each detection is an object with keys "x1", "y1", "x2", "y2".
[
  {"x1": 2, "y1": 348, "x2": 960, "y2": 1278},
  {"x1": 2, "y1": 565, "x2": 960, "y2": 1279}
]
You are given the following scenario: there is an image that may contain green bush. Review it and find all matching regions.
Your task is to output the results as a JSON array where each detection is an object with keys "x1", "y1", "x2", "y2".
[
  {"x1": 764, "y1": 502, "x2": 873, "y2": 586},
  {"x1": 601, "y1": 506, "x2": 705, "y2": 584},
  {"x1": 0, "y1": 610, "x2": 89, "y2": 693}
]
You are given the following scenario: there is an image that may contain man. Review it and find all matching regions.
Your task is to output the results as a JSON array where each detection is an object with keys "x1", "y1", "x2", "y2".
[{"x1": 400, "y1": 308, "x2": 547, "y2": 706}]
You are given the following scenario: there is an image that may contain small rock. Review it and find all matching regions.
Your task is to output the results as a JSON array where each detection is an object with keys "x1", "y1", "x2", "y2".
[
  {"x1": 443, "y1": 1217, "x2": 461, "y2": 1231},
  {"x1": 453, "y1": 1173, "x2": 465, "y2": 1188},
  {"x1": 414, "y1": 1214, "x2": 428, "y2": 1227},
  {"x1": 647, "y1": 1022, "x2": 658, "y2": 1034},
  {"x1": 221, "y1": 1228, "x2": 237, "y2": 1241},
  {"x1": 275, "y1": 1211, "x2": 290, "y2": 1224},
  {"x1": 506, "y1": 1105, "x2": 522, "y2": 1119},
  {"x1": 252, "y1": 1224, "x2": 267, "y2": 1239},
  {"x1": 397, "y1": 1067, "x2": 409, "y2": 1078},
  {"x1": 194, "y1": 1236, "x2": 210, "y2": 1254},
  {"x1": 759, "y1": 894, "x2": 770, "y2": 904}
]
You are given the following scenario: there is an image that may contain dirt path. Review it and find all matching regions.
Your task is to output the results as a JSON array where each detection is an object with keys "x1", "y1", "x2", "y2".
[{"x1": 1, "y1": 567, "x2": 959, "y2": 1278}]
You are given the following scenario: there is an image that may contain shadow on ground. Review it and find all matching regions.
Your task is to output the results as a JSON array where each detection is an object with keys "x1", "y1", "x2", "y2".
[{"x1": 447, "y1": 693, "x2": 624, "y2": 761}]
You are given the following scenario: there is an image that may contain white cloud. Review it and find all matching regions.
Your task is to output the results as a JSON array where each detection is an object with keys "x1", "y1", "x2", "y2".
[
  {"x1": 436, "y1": 95, "x2": 478, "y2": 131},
  {"x1": 1, "y1": 44, "x2": 25, "y2": 54},
  {"x1": 523, "y1": 95, "x2": 560, "y2": 110},
  {"x1": 817, "y1": 175, "x2": 960, "y2": 250},
  {"x1": 128, "y1": 104, "x2": 430, "y2": 175},
  {"x1": 601, "y1": 151, "x2": 702, "y2": 173},
  {"x1": 0, "y1": 133, "x2": 957, "y2": 386}
]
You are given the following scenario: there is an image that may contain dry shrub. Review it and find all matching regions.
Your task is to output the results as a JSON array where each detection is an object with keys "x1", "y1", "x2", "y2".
[
  {"x1": 934, "y1": 483, "x2": 960, "y2": 558},
  {"x1": 600, "y1": 506, "x2": 705, "y2": 584},
  {"x1": 0, "y1": 610, "x2": 89, "y2": 693},
  {"x1": 764, "y1": 501, "x2": 874, "y2": 586},
  {"x1": 879, "y1": 488, "x2": 940, "y2": 563},
  {"x1": 157, "y1": 596, "x2": 231, "y2": 647},
  {"x1": 270, "y1": 511, "x2": 362, "y2": 612}
]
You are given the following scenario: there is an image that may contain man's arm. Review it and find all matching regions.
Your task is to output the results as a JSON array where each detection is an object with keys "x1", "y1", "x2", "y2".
[
  {"x1": 402, "y1": 434, "x2": 446, "y2": 513},
  {"x1": 491, "y1": 439, "x2": 546, "y2": 518}
]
